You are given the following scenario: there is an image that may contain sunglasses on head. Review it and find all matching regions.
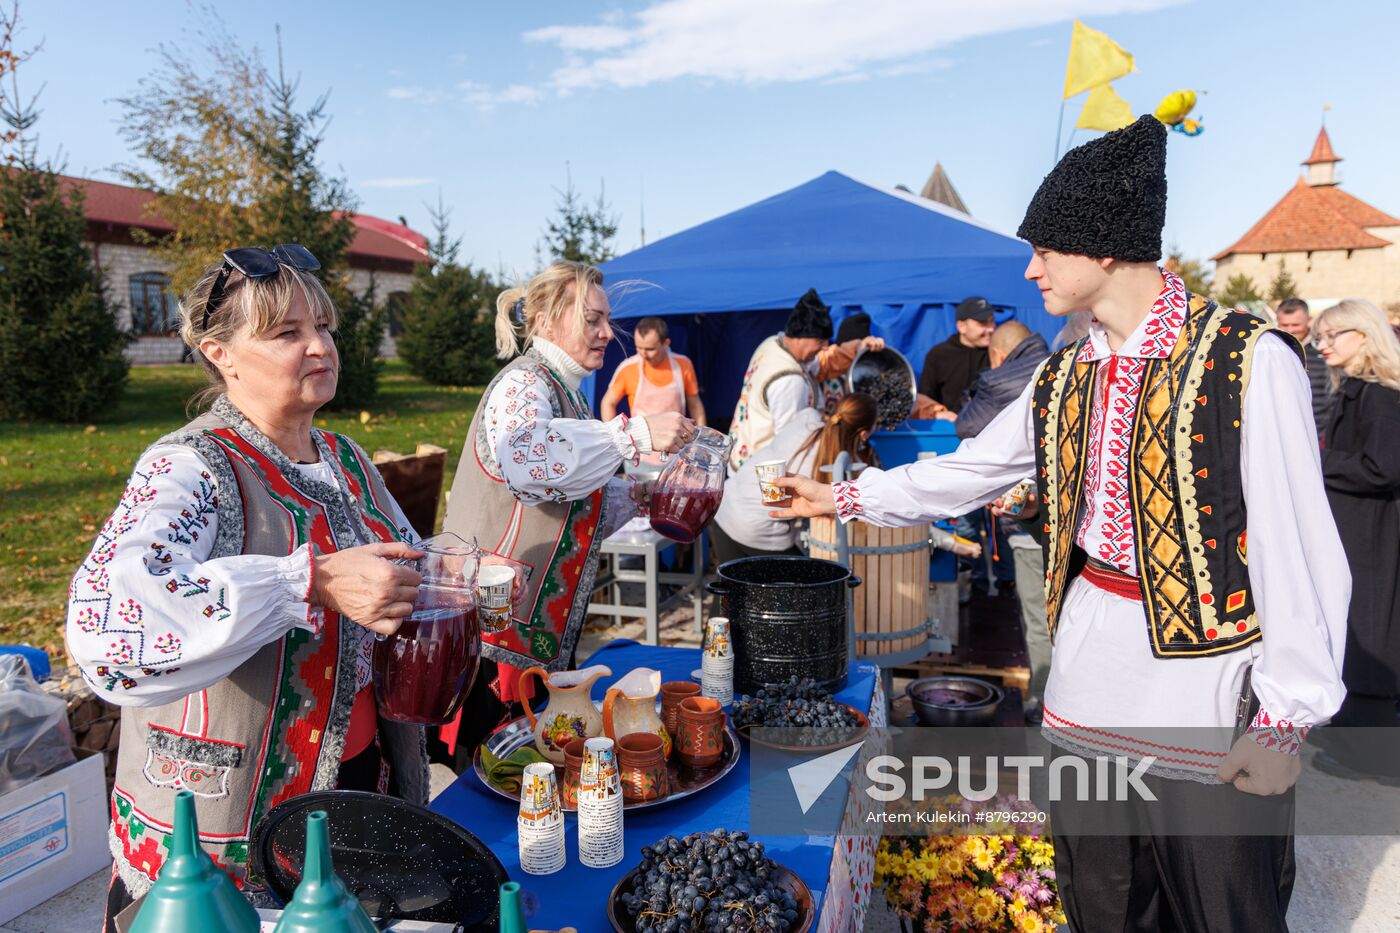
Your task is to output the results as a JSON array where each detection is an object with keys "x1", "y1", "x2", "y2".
[{"x1": 202, "y1": 244, "x2": 321, "y2": 330}]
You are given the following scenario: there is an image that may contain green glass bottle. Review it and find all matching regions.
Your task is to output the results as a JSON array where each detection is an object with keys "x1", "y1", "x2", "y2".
[
  {"x1": 271, "y1": 810, "x2": 377, "y2": 933},
  {"x1": 499, "y1": 881, "x2": 525, "y2": 933},
  {"x1": 129, "y1": 790, "x2": 259, "y2": 933}
]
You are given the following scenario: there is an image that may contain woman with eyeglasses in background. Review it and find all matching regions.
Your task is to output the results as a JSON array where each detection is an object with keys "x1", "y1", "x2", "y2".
[
  {"x1": 1310, "y1": 298, "x2": 1400, "y2": 785},
  {"x1": 66, "y1": 246, "x2": 432, "y2": 928}
]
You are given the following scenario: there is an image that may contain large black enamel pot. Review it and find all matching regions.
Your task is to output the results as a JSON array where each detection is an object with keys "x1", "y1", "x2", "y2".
[
  {"x1": 708, "y1": 556, "x2": 861, "y2": 694},
  {"x1": 250, "y1": 790, "x2": 507, "y2": 929}
]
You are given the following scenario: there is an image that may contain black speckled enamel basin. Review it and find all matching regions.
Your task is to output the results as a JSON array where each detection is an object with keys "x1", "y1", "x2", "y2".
[{"x1": 710, "y1": 556, "x2": 860, "y2": 694}]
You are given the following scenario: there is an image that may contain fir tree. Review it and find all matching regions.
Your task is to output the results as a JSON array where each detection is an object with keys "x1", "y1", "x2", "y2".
[
  {"x1": 1268, "y1": 261, "x2": 1299, "y2": 304},
  {"x1": 1217, "y1": 273, "x2": 1263, "y2": 308},
  {"x1": 331, "y1": 276, "x2": 384, "y2": 410},
  {"x1": 0, "y1": 3, "x2": 129, "y2": 421},
  {"x1": 538, "y1": 163, "x2": 619, "y2": 266},
  {"x1": 118, "y1": 17, "x2": 380, "y2": 407},
  {"x1": 252, "y1": 37, "x2": 377, "y2": 409},
  {"x1": 398, "y1": 196, "x2": 499, "y2": 385}
]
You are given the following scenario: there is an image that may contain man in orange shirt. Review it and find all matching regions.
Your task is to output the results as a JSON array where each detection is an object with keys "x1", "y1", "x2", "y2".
[{"x1": 601, "y1": 317, "x2": 707, "y2": 425}]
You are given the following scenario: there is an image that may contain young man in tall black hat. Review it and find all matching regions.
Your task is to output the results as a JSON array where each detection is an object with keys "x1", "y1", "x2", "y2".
[{"x1": 774, "y1": 115, "x2": 1350, "y2": 930}]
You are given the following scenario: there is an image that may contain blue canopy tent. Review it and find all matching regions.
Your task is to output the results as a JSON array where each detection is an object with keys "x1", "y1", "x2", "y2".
[{"x1": 589, "y1": 170, "x2": 1056, "y2": 424}]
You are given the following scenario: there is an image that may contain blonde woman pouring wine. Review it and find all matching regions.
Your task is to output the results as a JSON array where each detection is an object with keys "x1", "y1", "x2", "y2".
[{"x1": 442, "y1": 260, "x2": 694, "y2": 754}]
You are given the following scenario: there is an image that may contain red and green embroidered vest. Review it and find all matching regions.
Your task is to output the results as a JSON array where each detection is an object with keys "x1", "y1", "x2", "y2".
[
  {"x1": 442, "y1": 349, "x2": 612, "y2": 671},
  {"x1": 1031, "y1": 296, "x2": 1303, "y2": 658},
  {"x1": 110, "y1": 397, "x2": 427, "y2": 899}
]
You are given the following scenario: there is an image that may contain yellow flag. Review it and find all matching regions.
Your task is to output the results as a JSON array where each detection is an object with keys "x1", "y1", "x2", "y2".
[
  {"x1": 1076, "y1": 84, "x2": 1135, "y2": 132},
  {"x1": 1063, "y1": 19, "x2": 1135, "y2": 99}
]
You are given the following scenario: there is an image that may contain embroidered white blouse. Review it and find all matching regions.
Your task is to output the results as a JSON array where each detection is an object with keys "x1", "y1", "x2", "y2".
[
  {"x1": 66, "y1": 450, "x2": 418, "y2": 708},
  {"x1": 831, "y1": 278, "x2": 1350, "y2": 762},
  {"x1": 482, "y1": 336, "x2": 648, "y2": 535}
]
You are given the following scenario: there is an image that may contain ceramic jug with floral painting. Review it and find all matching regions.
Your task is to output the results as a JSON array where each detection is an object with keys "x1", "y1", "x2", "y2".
[
  {"x1": 602, "y1": 668, "x2": 670, "y2": 757},
  {"x1": 520, "y1": 664, "x2": 611, "y2": 764}
]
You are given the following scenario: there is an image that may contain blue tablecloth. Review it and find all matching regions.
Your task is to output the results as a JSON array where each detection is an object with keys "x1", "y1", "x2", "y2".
[{"x1": 430, "y1": 641, "x2": 878, "y2": 932}]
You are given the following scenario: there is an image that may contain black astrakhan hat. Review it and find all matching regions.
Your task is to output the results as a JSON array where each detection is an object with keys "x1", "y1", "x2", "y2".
[
  {"x1": 1017, "y1": 114, "x2": 1167, "y2": 262},
  {"x1": 785, "y1": 288, "x2": 834, "y2": 340}
]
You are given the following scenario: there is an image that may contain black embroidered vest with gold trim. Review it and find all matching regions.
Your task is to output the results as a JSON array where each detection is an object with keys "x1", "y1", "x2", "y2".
[{"x1": 1031, "y1": 294, "x2": 1303, "y2": 658}]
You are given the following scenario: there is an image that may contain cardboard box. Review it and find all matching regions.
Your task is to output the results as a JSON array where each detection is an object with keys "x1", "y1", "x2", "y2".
[{"x1": 0, "y1": 750, "x2": 110, "y2": 924}]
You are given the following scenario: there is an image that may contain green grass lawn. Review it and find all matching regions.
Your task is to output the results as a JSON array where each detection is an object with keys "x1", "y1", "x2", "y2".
[{"x1": 0, "y1": 360, "x2": 481, "y2": 658}]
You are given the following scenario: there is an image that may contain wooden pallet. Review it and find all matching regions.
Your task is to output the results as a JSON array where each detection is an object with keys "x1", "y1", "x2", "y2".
[{"x1": 900, "y1": 655, "x2": 1031, "y2": 699}]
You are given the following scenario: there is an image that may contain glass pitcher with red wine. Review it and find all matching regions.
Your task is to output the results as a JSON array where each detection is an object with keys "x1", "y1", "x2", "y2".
[
  {"x1": 372, "y1": 532, "x2": 483, "y2": 725},
  {"x1": 649, "y1": 426, "x2": 730, "y2": 543}
]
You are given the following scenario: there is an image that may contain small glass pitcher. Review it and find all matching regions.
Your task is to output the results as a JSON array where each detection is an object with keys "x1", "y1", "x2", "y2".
[
  {"x1": 371, "y1": 532, "x2": 483, "y2": 725},
  {"x1": 649, "y1": 426, "x2": 730, "y2": 543}
]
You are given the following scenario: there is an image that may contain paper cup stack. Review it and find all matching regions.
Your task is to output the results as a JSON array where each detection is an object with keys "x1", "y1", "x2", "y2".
[
  {"x1": 517, "y1": 762, "x2": 566, "y2": 875},
  {"x1": 701, "y1": 616, "x2": 734, "y2": 706},
  {"x1": 577, "y1": 736, "x2": 624, "y2": 868}
]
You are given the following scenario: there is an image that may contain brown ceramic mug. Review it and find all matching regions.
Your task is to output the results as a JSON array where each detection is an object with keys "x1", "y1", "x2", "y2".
[
  {"x1": 660, "y1": 681, "x2": 702, "y2": 748},
  {"x1": 616, "y1": 732, "x2": 670, "y2": 802},
  {"x1": 676, "y1": 696, "x2": 726, "y2": 769},
  {"x1": 561, "y1": 737, "x2": 587, "y2": 809}
]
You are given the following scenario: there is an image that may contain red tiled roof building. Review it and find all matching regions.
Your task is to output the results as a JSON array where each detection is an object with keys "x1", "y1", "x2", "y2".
[
  {"x1": 67, "y1": 175, "x2": 430, "y2": 363},
  {"x1": 1213, "y1": 127, "x2": 1400, "y2": 310}
]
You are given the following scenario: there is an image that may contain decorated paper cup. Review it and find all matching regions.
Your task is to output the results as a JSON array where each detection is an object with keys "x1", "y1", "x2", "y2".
[
  {"x1": 518, "y1": 762, "x2": 562, "y2": 825},
  {"x1": 702, "y1": 617, "x2": 733, "y2": 660},
  {"x1": 753, "y1": 460, "x2": 793, "y2": 508},
  {"x1": 478, "y1": 564, "x2": 516, "y2": 633}
]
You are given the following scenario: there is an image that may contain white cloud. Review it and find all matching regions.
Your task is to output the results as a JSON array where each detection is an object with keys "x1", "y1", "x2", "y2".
[
  {"x1": 524, "y1": 24, "x2": 634, "y2": 52},
  {"x1": 385, "y1": 86, "x2": 449, "y2": 105},
  {"x1": 360, "y1": 177, "x2": 436, "y2": 189},
  {"x1": 411, "y1": 1, "x2": 1177, "y2": 111},
  {"x1": 823, "y1": 72, "x2": 871, "y2": 85},
  {"x1": 461, "y1": 82, "x2": 546, "y2": 112},
  {"x1": 530, "y1": 0, "x2": 1178, "y2": 90}
]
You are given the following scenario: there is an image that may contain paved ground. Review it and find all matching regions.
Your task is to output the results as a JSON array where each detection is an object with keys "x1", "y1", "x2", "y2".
[{"x1": 11, "y1": 590, "x2": 1400, "y2": 931}]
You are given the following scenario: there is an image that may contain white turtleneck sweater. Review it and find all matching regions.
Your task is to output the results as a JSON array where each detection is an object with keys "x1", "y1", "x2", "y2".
[{"x1": 482, "y1": 337, "x2": 651, "y2": 534}]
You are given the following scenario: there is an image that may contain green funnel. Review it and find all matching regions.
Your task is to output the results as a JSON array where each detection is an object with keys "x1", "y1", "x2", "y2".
[
  {"x1": 129, "y1": 790, "x2": 259, "y2": 933},
  {"x1": 271, "y1": 810, "x2": 377, "y2": 933},
  {"x1": 499, "y1": 881, "x2": 525, "y2": 933}
]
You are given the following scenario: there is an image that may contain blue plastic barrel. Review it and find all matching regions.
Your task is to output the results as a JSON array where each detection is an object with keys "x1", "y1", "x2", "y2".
[
  {"x1": 867, "y1": 421, "x2": 964, "y2": 583},
  {"x1": 868, "y1": 419, "x2": 960, "y2": 467}
]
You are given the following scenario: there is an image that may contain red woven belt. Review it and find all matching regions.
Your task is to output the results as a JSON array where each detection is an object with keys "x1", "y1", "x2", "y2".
[{"x1": 1079, "y1": 559, "x2": 1142, "y2": 601}]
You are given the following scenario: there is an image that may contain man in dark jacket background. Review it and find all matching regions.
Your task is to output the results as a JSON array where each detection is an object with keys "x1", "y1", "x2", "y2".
[
  {"x1": 956, "y1": 322, "x2": 1050, "y2": 440},
  {"x1": 1274, "y1": 298, "x2": 1331, "y2": 437},
  {"x1": 918, "y1": 296, "x2": 995, "y2": 411},
  {"x1": 958, "y1": 320, "x2": 1052, "y2": 717}
]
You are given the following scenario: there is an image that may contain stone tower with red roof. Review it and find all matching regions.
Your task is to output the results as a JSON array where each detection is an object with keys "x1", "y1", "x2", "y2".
[{"x1": 1213, "y1": 126, "x2": 1400, "y2": 312}]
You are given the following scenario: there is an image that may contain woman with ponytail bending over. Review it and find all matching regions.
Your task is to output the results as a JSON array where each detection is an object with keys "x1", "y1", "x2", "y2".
[
  {"x1": 442, "y1": 261, "x2": 694, "y2": 754},
  {"x1": 711, "y1": 394, "x2": 881, "y2": 563}
]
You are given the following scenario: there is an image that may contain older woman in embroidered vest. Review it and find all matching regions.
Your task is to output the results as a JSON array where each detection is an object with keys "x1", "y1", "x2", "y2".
[
  {"x1": 66, "y1": 246, "x2": 430, "y2": 930},
  {"x1": 442, "y1": 261, "x2": 694, "y2": 755}
]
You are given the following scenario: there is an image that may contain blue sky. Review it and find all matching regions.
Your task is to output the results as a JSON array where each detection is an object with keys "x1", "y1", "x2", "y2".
[{"x1": 18, "y1": 0, "x2": 1400, "y2": 281}]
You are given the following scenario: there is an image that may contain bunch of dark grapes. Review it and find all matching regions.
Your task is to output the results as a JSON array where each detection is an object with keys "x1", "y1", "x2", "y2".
[
  {"x1": 731, "y1": 677, "x2": 861, "y2": 746},
  {"x1": 852, "y1": 367, "x2": 912, "y2": 429},
  {"x1": 617, "y1": 829, "x2": 801, "y2": 932}
]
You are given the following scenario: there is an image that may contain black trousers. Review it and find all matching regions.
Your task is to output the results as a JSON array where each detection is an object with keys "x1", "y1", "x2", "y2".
[{"x1": 1049, "y1": 777, "x2": 1296, "y2": 933}]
